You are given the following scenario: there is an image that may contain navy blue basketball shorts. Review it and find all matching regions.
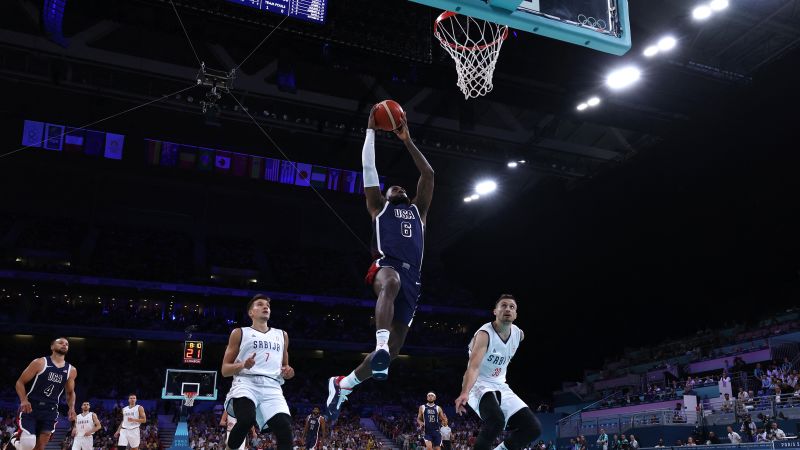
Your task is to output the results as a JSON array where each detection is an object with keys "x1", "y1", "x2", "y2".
[
  {"x1": 365, "y1": 257, "x2": 421, "y2": 327},
  {"x1": 424, "y1": 430, "x2": 442, "y2": 446},
  {"x1": 17, "y1": 402, "x2": 59, "y2": 436}
]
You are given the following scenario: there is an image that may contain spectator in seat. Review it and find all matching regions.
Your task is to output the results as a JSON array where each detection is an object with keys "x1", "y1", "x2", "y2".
[
  {"x1": 721, "y1": 393, "x2": 733, "y2": 412},
  {"x1": 727, "y1": 426, "x2": 741, "y2": 444},
  {"x1": 686, "y1": 437, "x2": 696, "y2": 446},
  {"x1": 597, "y1": 429, "x2": 608, "y2": 450},
  {"x1": 754, "y1": 363, "x2": 764, "y2": 379},
  {"x1": 617, "y1": 434, "x2": 628, "y2": 450},
  {"x1": 654, "y1": 439, "x2": 665, "y2": 448},
  {"x1": 628, "y1": 435, "x2": 639, "y2": 450},
  {"x1": 755, "y1": 428, "x2": 768, "y2": 443},
  {"x1": 741, "y1": 416, "x2": 756, "y2": 442},
  {"x1": 609, "y1": 434, "x2": 618, "y2": 450},
  {"x1": 769, "y1": 423, "x2": 786, "y2": 441},
  {"x1": 705, "y1": 432, "x2": 719, "y2": 445}
]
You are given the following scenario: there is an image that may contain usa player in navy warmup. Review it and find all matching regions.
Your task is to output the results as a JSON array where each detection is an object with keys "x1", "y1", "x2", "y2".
[{"x1": 325, "y1": 109, "x2": 434, "y2": 423}]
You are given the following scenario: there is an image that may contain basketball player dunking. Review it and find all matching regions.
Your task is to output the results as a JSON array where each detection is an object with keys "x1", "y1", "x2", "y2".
[
  {"x1": 302, "y1": 407, "x2": 327, "y2": 450},
  {"x1": 114, "y1": 394, "x2": 146, "y2": 450},
  {"x1": 222, "y1": 294, "x2": 295, "y2": 450},
  {"x1": 455, "y1": 295, "x2": 541, "y2": 450},
  {"x1": 417, "y1": 392, "x2": 447, "y2": 450},
  {"x1": 13, "y1": 337, "x2": 77, "y2": 450},
  {"x1": 326, "y1": 110, "x2": 434, "y2": 423},
  {"x1": 71, "y1": 402, "x2": 101, "y2": 450}
]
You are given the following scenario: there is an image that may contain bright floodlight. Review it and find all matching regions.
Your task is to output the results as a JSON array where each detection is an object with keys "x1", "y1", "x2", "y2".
[
  {"x1": 658, "y1": 36, "x2": 677, "y2": 51},
  {"x1": 643, "y1": 45, "x2": 659, "y2": 57},
  {"x1": 508, "y1": 161, "x2": 518, "y2": 168},
  {"x1": 693, "y1": 5, "x2": 712, "y2": 20},
  {"x1": 710, "y1": 0, "x2": 729, "y2": 11},
  {"x1": 606, "y1": 66, "x2": 641, "y2": 90},
  {"x1": 464, "y1": 197, "x2": 472, "y2": 202},
  {"x1": 470, "y1": 194, "x2": 480, "y2": 200},
  {"x1": 577, "y1": 103, "x2": 589, "y2": 111},
  {"x1": 587, "y1": 97, "x2": 601, "y2": 107},
  {"x1": 475, "y1": 180, "x2": 496, "y2": 195}
]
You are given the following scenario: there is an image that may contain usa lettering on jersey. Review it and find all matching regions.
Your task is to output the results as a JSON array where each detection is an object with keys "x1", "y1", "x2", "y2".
[
  {"x1": 394, "y1": 209, "x2": 416, "y2": 220},
  {"x1": 47, "y1": 372, "x2": 64, "y2": 384}
]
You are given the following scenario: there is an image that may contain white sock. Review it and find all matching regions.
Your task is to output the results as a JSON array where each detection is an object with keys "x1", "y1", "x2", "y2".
[
  {"x1": 340, "y1": 372, "x2": 361, "y2": 391},
  {"x1": 494, "y1": 443, "x2": 509, "y2": 450},
  {"x1": 375, "y1": 329, "x2": 390, "y2": 351}
]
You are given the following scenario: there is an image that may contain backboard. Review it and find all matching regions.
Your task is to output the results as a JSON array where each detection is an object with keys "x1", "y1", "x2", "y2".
[
  {"x1": 410, "y1": 0, "x2": 631, "y2": 55},
  {"x1": 161, "y1": 369, "x2": 218, "y2": 401}
]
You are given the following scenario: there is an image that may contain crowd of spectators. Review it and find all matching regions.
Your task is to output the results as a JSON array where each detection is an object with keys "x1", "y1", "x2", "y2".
[{"x1": 0, "y1": 283, "x2": 478, "y2": 348}]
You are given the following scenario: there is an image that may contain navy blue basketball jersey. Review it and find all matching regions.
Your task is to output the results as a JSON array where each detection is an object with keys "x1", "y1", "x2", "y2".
[
  {"x1": 423, "y1": 404, "x2": 440, "y2": 434},
  {"x1": 27, "y1": 357, "x2": 70, "y2": 405},
  {"x1": 306, "y1": 414, "x2": 321, "y2": 443},
  {"x1": 373, "y1": 202, "x2": 424, "y2": 268}
]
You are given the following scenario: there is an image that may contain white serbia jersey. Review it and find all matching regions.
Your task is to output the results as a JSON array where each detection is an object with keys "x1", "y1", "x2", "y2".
[
  {"x1": 235, "y1": 326, "x2": 285, "y2": 385},
  {"x1": 75, "y1": 412, "x2": 94, "y2": 436},
  {"x1": 468, "y1": 323, "x2": 522, "y2": 385},
  {"x1": 122, "y1": 405, "x2": 140, "y2": 429}
]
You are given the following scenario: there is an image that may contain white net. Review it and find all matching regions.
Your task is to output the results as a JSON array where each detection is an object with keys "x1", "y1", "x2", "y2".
[
  {"x1": 183, "y1": 393, "x2": 196, "y2": 407},
  {"x1": 434, "y1": 12, "x2": 509, "y2": 99}
]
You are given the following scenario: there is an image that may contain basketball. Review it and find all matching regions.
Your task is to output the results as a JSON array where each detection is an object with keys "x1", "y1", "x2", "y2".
[{"x1": 372, "y1": 100, "x2": 406, "y2": 131}]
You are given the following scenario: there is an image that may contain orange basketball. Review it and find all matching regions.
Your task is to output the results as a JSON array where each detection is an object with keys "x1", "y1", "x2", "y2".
[{"x1": 372, "y1": 100, "x2": 406, "y2": 131}]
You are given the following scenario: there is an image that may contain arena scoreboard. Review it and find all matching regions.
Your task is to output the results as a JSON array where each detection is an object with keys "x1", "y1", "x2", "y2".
[
  {"x1": 224, "y1": 0, "x2": 327, "y2": 24},
  {"x1": 183, "y1": 340, "x2": 204, "y2": 364}
]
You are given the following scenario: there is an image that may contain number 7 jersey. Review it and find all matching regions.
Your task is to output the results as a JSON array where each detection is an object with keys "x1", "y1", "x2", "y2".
[
  {"x1": 373, "y1": 201, "x2": 425, "y2": 269},
  {"x1": 469, "y1": 323, "x2": 522, "y2": 386}
]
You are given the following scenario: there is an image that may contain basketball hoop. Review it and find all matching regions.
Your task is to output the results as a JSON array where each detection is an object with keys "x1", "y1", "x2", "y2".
[
  {"x1": 183, "y1": 392, "x2": 197, "y2": 407},
  {"x1": 434, "y1": 11, "x2": 509, "y2": 99}
]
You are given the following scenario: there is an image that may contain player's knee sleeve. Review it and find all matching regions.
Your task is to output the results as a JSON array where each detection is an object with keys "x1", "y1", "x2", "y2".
[
  {"x1": 504, "y1": 408, "x2": 541, "y2": 450},
  {"x1": 16, "y1": 432, "x2": 37, "y2": 450},
  {"x1": 266, "y1": 413, "x2": 293, "y2": 450},
  {"x1": 227, "y1": 398, "x2": 256, "y2": 449},
  {"x1": 475, "y1": 393, "x2": 505, "y2": 450}
]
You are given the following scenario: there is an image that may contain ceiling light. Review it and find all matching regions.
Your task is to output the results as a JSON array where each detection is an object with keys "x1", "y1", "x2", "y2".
[
  {"x1": 606, "y1": 66, "x2": 641, "y2": 90},
  {"x1": 657, "y1": 36, "x2": 677, "y2": 51},
  {"x1": 577, "y1": 103, "x2": 589, "y2": 111},
  {"x1": 693, "y1": 5, "x2": 712, "y2": 20},
  {"x1": 587, "y1": 97, "x2": 601, "y2": 107},
  {"x1": 709, "y1": 0, "x2": 728, "y2": 11},
  {"x1": 643, "y1": 46, "x2": 659, "y2": 57},
  {"x1": 464, "y1": 197, "x2": 472, "y2": 202},
  {"x1": 508, "y1": 161, "x2": 518, "y2": 168},
  {"x1": 470, "y1": 194, "x2": 480, "y2": 200},
  {"x1": 475, "y1": 180, "x2": 497, "y2": 195}
]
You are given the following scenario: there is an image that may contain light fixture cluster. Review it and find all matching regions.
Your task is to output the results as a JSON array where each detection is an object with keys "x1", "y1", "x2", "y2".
[
  {"x1": 576, "y1": 96, "x2": 602, "y2": 111},
  {"x1": 507, "y1": 159, "x2": 527, "y2": 168},
  {"x1": 464, "y1": 180, "x2": 497, "y2": 203},
  {"x1": 643, "y1": 36, "x2": 677, "y2": 58},
  {"x1": 693, "y1": 0, "x2": 729, "y2": 21}
]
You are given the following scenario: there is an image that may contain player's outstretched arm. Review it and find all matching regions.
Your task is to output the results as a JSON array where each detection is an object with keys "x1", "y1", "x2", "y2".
[
  {"x1": 417, "y1": 405, "x2": 425, "y2": 430},
  {"x1": 438, "y1": 406, "x2": 447, "y2": 426},
  {"x1": 363, "y1": 110, "x2": 385, "y2": 217},
  {"x1": 92, "y1": 412, "x2": 102, "y2": 435},
  {"x1": 394, "y1": 121, "x2": 434, "y2": 222},
  {"x1": 455, "y1": 331, "x2": 489, "y2": 415},
  {"x1": 15, "y1": 358, "x2": 44, "y2": 413},
  {"x1": 320, "y1": 417, "x2": 327, "y2": 444},
  {"x1": 136, "y1": 405, "x2": 147, "y2": 424}
]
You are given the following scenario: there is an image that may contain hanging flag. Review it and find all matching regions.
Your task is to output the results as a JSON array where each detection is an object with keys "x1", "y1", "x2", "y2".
[
  {"x1": 178, "y1": 146, "x2": 197, "y2": 169},
  {"x1": 21, "y1": 120, "x2": 44, "y2": 148},
  {"x1": 295, "y1": 162, "x2": 312, "y2": 187},
  {"x1": 232, "y1": 153, "x2": 248, "y2": 177},
  {"x1": 63, "y1": 128, "x2": 85, "y2": 154},
  {"x1": 279, "y1": 160, "x2": 295, "y2": 184},
  {"x1": 43, "y1": 123, "x2": 64, "y2": 151},
  {"x1": 249, "y1": 156, "x2": 265, "y2": 179},
  {"x1": 84, "y1": 130, "x2": 105, "y2": 157},
  {"x1": 327, "y1": 169, "x2": 341, "y2": 191},
  {"x1": 215, "y1": 151, "x2": 232, "y2": 173},
  {"x1": 310, "y1": 165, "x2": 328, "y2": 189},
  {"x1": 264, "y1": 158, "x2": 280, "y2": 182},
  {"x1": 104, "y1": 133, "x2": 125, "y2": 160},
  {"x1": 160, "y1": 142, "x2": 178, "y2": 167},
  {"x1": 197, "y1": 148, "x2": 214, "y2": 171},
  {"x1": 146, "y1": 140, "x2": 162, "y2": 165}
]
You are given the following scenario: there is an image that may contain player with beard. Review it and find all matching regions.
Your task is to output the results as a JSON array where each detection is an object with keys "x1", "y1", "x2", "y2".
[
  {"x1": 302, "y1": 407, "x2": 327, "y2": 449},
  {"x1": 325, "y1": 109, "x2": 434, "y2": 423},
  {"x1": 13, "y1": 338, "x2": 77, "y2": 450}
]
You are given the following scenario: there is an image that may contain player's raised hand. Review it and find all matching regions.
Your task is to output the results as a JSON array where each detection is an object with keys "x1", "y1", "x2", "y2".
[
  {"x1": 454, "y1": 393, "x2": 469, "y2": 416},
  {"x1": 393, "y1": 119, "x2": 411, "y2": 142},
  {"x1": 280, "y1": 365, "x2": 295, "y2": 380},
  {"x1": 243, "y1": 353, "x2": 257, "y2": 370},
  {"x1": 367, "y1": 107, "x2": 377, "y2": 130},
  {"x1": 19, "y1": 400, "x2": 32, "y2": 414}
]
